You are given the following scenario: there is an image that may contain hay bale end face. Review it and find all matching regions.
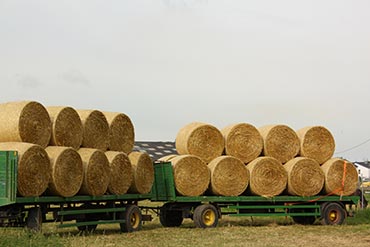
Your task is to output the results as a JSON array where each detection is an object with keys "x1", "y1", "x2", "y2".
[
  {"x1": 0, "y1": 101, "x2": 51, "y2": 147},
  {"x1": 47, "y1": 106, "x2": 83, "y2": 149},
  {"x1": 221, "y1": 123, "x2": 263, "y2": 163},
  {"x1": 128, "y1": 152, "x2": 154, "y2": 194},
  {"x1": 45, "y1": 146, "x2": 83, "y2": 197},
  {"x1": 296, "y1": 126, "x2": 335, "y2": 164},
  {"x1": 321, "y1": 158, "x2": 358, "y2": 196},
  {"x1": 246, "y1": 157, "x2": 287, "y2": 197},
  {"x1": 284, "y1": 157, "x2": 324, "y2": 196},
  {"x1": 158, "y1": 154, "x2": 178, "y2": 162},
  {"x1": 77, "y1": 148, "x2": 110, "y2": 196},
  {"x1": 170, "y1": 155, "x2": 210, "y2": 196},
  {"x1": 208, "y1": 156, "x2": 249, "y2": 196},
  {"x1": 0, "y1": 142, "x2": 51, "y2": 197},
  {"x1": 105, "y1": 151, "x2": 133, "y2": 195},
  {"x1": 176, "y1": 122, "x2": 224, "y2": 163},
  {"x1": 258, "y1": 125, "x2": 300, "y2": 164}
]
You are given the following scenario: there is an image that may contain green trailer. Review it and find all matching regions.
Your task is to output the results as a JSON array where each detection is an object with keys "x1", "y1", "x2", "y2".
[{"x1": 151, "y1": 162, "x2": 361, "y2": 228}]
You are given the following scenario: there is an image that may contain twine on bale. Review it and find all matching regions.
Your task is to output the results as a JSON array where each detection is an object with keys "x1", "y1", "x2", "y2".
[
  {"x1": 47, "y1": 106, "x2": 83, "y2": 149},
  {"x1": 284, "y1": 157, "x2": 324, "y2": 196},
  {"x1": 105, "y1": 151, "x2": 133, "y2": 195},
  {"x1": 0, "y1": 142, "x2": 51, "y2": 197},
  {"x1": 176, "y1": 122, "x2": 224, "y2": 163},
  {"x1": 0, "y1": 101, "x2": 51, "y2": 147},
  {"x1": 45, "y1": 146, "x2": 83, "y2": 197},
  {"x1": 296, "y1": 126, "x2": 335, "y2": 164},
  {"x1": 103, "y1": 112, "x2": 135, "y2": 153},
  {"x1": 221, "y1": 123, "x2": 263, "y2": 163},
  {"x1": 246, "y1": 157, "x2": 287, "y2": 197},
  {"x1": 128, "y1": 152, "x2": 154, "y2": 194},
  {"x1": 208, "y1": 156, "x2": 249, "y2": 196},
  {"x1": 258, "y1": 125, "x2": 300, "y2": 164}
]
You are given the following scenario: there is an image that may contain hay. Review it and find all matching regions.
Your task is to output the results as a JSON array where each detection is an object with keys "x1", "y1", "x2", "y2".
[
  {"x1": 246, "y1": 157, "x2": 287, "y2": 197},
  {"x1": 0, "y1": 101, "x2": 51, "y2": 147},
  {"x1": 103, "y1": 112, "x2": 135, "y2": 153},
  {"x1": 77, "y1": 148, "x2": 110, "y2": 196},
  {"x1": 221, "y1": 123, "x2": 263, "y2": 163},
  {"x1": 176, "y1": 122, "x2": 224, "y2": 163},
  {"x1": 128, "y1": 152, "x2": 154, "y2": 194},
  {"x1": 296, "y1": 126, "x2": 335, "y2": 164},
  {"x1": 77, "y1": 110, "x2": 109, "y2": 151},
  {"x1": 170, "y1": 155, "x2": 210, "y2": 196},
  {"x1": 47, "y1": 106, "x2": 83, "y2": 149},
  {"x1": 284, "y1": 157, "x2": 324, "y2": 196},
  {"x1": 0, "y1": 142, "x2": 50, "y2": 197},
  {"x1": 158, "y1": 154, "x2": 178, "y2": 162},
  {"x1": 45, "y1": 146, "x2": 83, "y2": 197},
  {"x1": 321, "y1": 158, "x2": 358, "y2": 196},
  {"x1": 208, "y1": 156, "x2": 249, "y2": 196},
  {"x1": 105, "y1": 151, "x2": 133, "y2": 195},
  {"x1": 258, "y1": 125, "x2": 300, "y2": 164}
]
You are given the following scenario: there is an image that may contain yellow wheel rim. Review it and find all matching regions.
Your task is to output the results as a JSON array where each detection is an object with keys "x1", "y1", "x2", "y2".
[
  {"x1": 329, "y1": 211, "x2": 337, "y2": 222},
  {"x1": 203, "y1": 209, "x2": 216, "y2": 226},
  {"x1": 130, "y1": 212, "x2": 140, "y2": 228}
]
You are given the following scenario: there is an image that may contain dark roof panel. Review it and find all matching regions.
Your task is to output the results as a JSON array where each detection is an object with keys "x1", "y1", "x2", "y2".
[{"x1": 134, "y1": 141, "x2": 177, "y2": 161}]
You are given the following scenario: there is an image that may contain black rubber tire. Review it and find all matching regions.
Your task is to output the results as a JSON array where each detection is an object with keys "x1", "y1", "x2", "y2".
[
  {"x1": 292, "y1": 216, "x2": 316, "y2": 225},
  {"x1": 120, "y1": 205, "x2": 142, "y2": 232},
  {"x1": 159, "y1": 204, "x2": 183, "y2": 227},
  {"x1": 193, "y1": 204, "x2": 219, "y2": 228},
  {"x1": 26, "y1": 207, "x2": 42, "y2": 232},
  {"x1": 321, "y1": 202, "x2": 346, "y2": 225}
]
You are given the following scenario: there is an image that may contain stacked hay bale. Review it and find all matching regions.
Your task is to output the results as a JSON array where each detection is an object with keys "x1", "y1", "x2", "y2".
[
  {"x1": 128, "y1": 152, "x2": 154, "y2": 194},
  {"x1": 105, "y1": 151, "x2": 133, "y2": 195}
]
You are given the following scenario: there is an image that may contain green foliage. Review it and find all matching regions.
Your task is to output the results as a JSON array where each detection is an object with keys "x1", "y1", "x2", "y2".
[
  {"x1": 0, "y1": 229, "x2": 64, "y2": 247},
  {"x1": 347, "y1": 208, "x2": 370, "y2": 225}
]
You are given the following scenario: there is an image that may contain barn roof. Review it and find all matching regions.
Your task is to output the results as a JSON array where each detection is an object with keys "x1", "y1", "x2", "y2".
[{"x1": 133, "y1": 141, "x2": 177, "y2": 161}]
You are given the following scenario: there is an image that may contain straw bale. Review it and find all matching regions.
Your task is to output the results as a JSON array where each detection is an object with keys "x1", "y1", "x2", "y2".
[
  {"x1": 77, "y1": 110, "x2": 109, "y2": 151},
  {"x1": 176, "y1": 122, "x2": 224, "y2": 163},
  {"x1": 128, "y1": 152, "x2": 154, "y2": 194},
  {"x1": 105, "y1": 151, "x2": 133, "y2": 195},
  {"x1": 77, "y1": 148, "x2": 110, "y2": 196},
  {"x1": 0, "y1": 142, "x2": 51, "y2": 197},
  {"x1": 284, "y1": 157, "x2": 324, "y2": 196},
  {"x1": 47, "y1": 106, "x2": 83, "y2": 149},
  {"x1": 321, "y1": 158, "x2": 358, "y2": 196},
  {"x1": 208, "y1": 156, "x2": 249, "y2": 196},
  {"x1": 221, "y1": 123, "x2": 263, "y2": 163},
  {"x1": 258, "y1": 125, "x2": 300, "y2": 164},
  {"x1": 246, "y1": 157, "x2": 287, "y2": 197},
  {"x1": 45, "y1": 146, "x2": 83, "y2": 197},
  {"x1": 296, "y1": 126, "x2": 335, "y2": 164},
  {"x1": 0, "y1": 101, "x2": 51, "y2": 147},
  {"x1": 170, "y1": 155, "x2": 210, "y2": 196},
  {"x1": 158, "y1": 154, "x2": 178, "y2": 162}
]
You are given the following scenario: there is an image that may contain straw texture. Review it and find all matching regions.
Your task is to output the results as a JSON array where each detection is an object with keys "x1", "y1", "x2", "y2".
[
  {"x1": 208, "y1": 156, "x2": 249, "y2": 196},
  {"x1": 158, "y1": 154, "x2": 178, "y2": 162},
  {"x1": 105, "y1": 151, "x2": 133, "y2": 195},
  {"x1": 128, "y1": 152, "x2": 154, "y2": 194},
  {"x1": 284, "y1": 157, "x2": 324, "y2": 196},
  {"x1": 176, "y1": 122, "x2": 224, "y2": 163},
  {"x1": 221, "y1": 123, "x2": 263, "y2": 163},
  {"x1": 0, "y1": 101, "x2": 51, "y2": 147},
  {"x1": 47, "y1": 106, "x2": 83, "y2": 149},
  {"x1": 0, "y1": 142, "x2": 51, "y2": 197},
  {"x1": 45, "y1": 146, "x2": 83, "y2": 197}
]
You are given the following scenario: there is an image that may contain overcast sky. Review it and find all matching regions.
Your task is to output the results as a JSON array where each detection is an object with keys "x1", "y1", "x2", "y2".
[{"x1": 1, "y1": 0, "x2": 369, "y2": 161}]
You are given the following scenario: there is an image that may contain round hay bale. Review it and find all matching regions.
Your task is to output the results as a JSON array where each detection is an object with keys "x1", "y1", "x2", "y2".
[
  {"x1": 321, "y1": 158, "x2": 358, "y2": 196},
  {"x1": 221, "y1": 123, "x2": 263, "y2": 163},
  {"x1": 77, "y1": 110, "x2": 109, "y2": 151},
  {"x1": 47, "y1": 106, "x2": 83, "y2": 149},
  {"x1": 0, "y1": 101, "x2": 51, "y2": 147},
  {"x1": 105, "y1": 151, "x2": 133, "y2": 195},
  {"x1": 128, "y1": 152, "x2": 154, "y2": 194},
  {"x1": 45, "y1": 146, "x2": 83, "y2": 197},
  {"x1": 258, "y1": 125, "x2": 300, "y2": 164},
  {"x1": 176, "y1": 122, "x2": 224, "y2": 163},
  {"x1": 208, "y1": 156, "x2": 249, "y2": 196},
  {"x1": 284, "y1": 157, "x2": 324, "y2": 196},
  {"x1": 296, "y1": 126, "x2": 335, "y2": 164},
  {"x1": 246, "y1": 157, "x2": 287, "y2": 197},
  {"x1": 77, "y1": 148, "x2": 110, "y2": 196},
  {"x1": 170, "y1": 155, "x2": 210, "y2": 196},
  {"x1": 158, "y1": 154, "x2": 178, "y2": 162},
  {"x1": 103, "y1": 112, "x2": 135, "y2": 153},
  {"x1": 0, "y1": 142, "x2": 50, "y2": 197}
]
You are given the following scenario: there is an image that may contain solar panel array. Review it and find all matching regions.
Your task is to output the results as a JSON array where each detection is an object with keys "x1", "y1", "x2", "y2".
[{"x1": 133, "y1": 141, "x2": 178, "y2": 161}]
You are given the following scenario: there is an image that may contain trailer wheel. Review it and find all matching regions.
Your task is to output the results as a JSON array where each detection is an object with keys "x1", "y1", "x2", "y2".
[
  {"x1": 26, "y1": 207, "x2": 42, "y2": 232},
  {"x1": 159, "y1": 203, "x2": 183, "y2": 227},
  {"x1": 321, "y1": 202, "x2": 346, "y2": 225},
  {"x1": 120, "y1": 205, "x2": 142, "y2": 232},
  {"x1": 193, "y1": 204, "x2": 218, "y2": 228},
  {"x1": 292, "y1": 216, "x2": 316, "y2": 225}
]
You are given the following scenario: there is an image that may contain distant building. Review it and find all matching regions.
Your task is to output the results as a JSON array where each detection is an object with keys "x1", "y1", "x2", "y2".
[
  {"x1": 133, "y1": 141, "x2": 177, "y2": 161},
  {"x1": 354, "y1": 161, "x2": 370, "y2": 180}
]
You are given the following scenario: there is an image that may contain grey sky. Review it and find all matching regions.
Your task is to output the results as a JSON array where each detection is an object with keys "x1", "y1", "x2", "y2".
[{"x1": 1, "y1": 0, "x2": 369, "y2": 161}]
